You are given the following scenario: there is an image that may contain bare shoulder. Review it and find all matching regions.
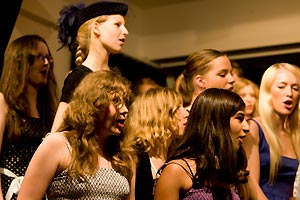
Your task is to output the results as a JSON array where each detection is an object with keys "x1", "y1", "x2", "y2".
[
  {"x1": 162, "y1": 160, "x2": 193, "y2": 191},
  {"x1": 0, "y1": 92, "x2": 4, "y2": 100},
  {"x1": 43, "y1": 132, "x2": 67, "y2": 143},
  {"x1": 39, "y1": 132, "x2": 69, "y2": 153},
  {"x1": 248, "y1": 117, "x2": 261, "y2": 135},
  {"x1": 244, "y1": 117, "x2": 261, "y2": 146},
  {"x1": 162, "y1": 159, "x2": 194, "y2": 183},
  {"x1": 0, "y1": 92, "x2": 8, "y2": 112},
  {"x1": 35, "y1": 132, "x2": 71, "y2": 170}
]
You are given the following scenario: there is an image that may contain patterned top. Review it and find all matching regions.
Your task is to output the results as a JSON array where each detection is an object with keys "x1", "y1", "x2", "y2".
[
  {"x1": 46, "y1": 168, "x2": 130, "y2": 200},
  {"x1": 250, "y1": 119, "x2": 298, "y2": 200},
  {"x1": 0, "y1": 115, "x2": 47, "y2": 200},
  {"x1": 156, "y1": 159, "x2": 240, "y2": 200}
]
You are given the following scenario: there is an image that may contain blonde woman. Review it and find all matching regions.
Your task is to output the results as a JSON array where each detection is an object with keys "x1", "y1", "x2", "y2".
[
  {"x1": 176, "y1": 49, "x2": 234, "y2": 110},
  {"x1": 243, "y1": 63, "x2": 300, "y2": 199},
  {"x1": 123, "y1": 87, "x2": 189, "y2": 200},
  {"x1": 51, "y1": 0, "x2": 129, "y2": 132},
  {"x1": 233, "y1": 78, "x2": 260, "y2": 119}
]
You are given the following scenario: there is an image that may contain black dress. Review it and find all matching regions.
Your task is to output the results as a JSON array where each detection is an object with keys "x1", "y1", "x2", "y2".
[
  {"x1": 60, "y1": 65, "x2": 93, "y2": 103},
  {"x1": 0, "y1": 113, "x2": 47, "y2": 200},
  {"x1": 135, "y1": 147, "x2": 154, "y2": 200}
]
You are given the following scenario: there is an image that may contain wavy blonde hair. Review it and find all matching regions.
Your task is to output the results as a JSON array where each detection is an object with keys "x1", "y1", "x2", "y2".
[
  {"x1": 57, "y1": 70, "x2": 135, "y2": 181},
  {"x1": 232, "y1": 77, "x2": 260, "y2": 118},
  {"x1": 124, "y1": 87, "x2": 183, "y2": 157},
  {"x1": 259, "y1": 63, "x2": 300, "y2": 183}
]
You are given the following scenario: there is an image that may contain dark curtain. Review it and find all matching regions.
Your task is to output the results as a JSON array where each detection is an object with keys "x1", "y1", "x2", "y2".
[{"x1": 0, "y1": 0, "x2": 23, "y2": 75}]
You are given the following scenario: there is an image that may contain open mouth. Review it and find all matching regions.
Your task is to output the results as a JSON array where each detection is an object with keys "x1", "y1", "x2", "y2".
[
  {"x1": 117, "y1": 118, "x2": 125, "y2": 124},
  {"x1": 283, "y1": 100, "x2": 293, "y2": 109},
  {"x1": 238, "y1": 135, "x2": 246, "y2": 144},
  {"x1": 284, "y1": 100, "x2": 292, "y2": 105},
  {"x1": 40, "y1": 69, "x2": 48, "y2": 76},
  {"x1": 116, "y1": 118, "x2": 125, "y2": 128}
]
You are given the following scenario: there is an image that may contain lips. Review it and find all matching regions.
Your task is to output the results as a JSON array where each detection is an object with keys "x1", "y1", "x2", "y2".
[
  {"x1": 116, "y1": 118, "x2": 125, "y2": 129},
  {"x1": 246, "y1": 105, "x2": 253, "y2": 109},
  {"x1": 40, "y1": 67, "x2": 49, "y2": 75},
  {"x1": 228, "y1": 86, "x2": 233, "y2": 91},
  {"x1": 238, "y1": 138, "x2": 243, "y2": 145},
  {"x1": 238, "y1": 135, "x2": 246, "y2": 145},
  {"x1": 119, "y1": 38, "x2": 126, "y2": 45},
  {"x1": 283, "y1": 100, "x2": 293, "y2": 110}
]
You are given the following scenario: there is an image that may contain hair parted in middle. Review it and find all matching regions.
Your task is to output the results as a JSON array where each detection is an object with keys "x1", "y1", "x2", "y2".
[{"x1": 168, "y1": 88, "x2": 248, "y2": 192}]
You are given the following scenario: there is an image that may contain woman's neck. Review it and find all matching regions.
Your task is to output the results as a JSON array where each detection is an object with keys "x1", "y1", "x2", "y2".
[
  {"x1": 83, "y1": 41, "x2": 111, "y2": 71},
  {"x1": 272, "y1": 113, "x2": 288, "y2": 132},
  {"x1": 25, "y1": 84, "x2": 39, "y2": 118},
  {"x1": 82, "y1": 51, "x2": 110, "y2": 72}
]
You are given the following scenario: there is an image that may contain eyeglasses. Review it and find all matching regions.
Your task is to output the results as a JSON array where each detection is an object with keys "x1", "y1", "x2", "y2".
[{"x1": 34, "y1": 54, "x2": 53, "y2": 64}]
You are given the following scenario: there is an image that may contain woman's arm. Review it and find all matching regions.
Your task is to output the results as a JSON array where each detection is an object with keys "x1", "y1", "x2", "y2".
[
  {"x1": 128, "y1": 166, "x2": 136, "y2": 200},
  {"x1": 154, "y1": 162, "x2": 191, "y2": 200},
  {"x1": 51, "y1": 102, "x2": 68, "y2": 133},
  {"x1": 0, "y1": 93, "x2": 8, "y2": 200},
  {"x1": 243, "y1": 119, "x2": 268, "y2": 200},
  {"x1": 0, "y1": 92, "x2": 7, "y2": 152},
  {"x1": 17, "y1": 133, "x2": 68, "y2": 200}
]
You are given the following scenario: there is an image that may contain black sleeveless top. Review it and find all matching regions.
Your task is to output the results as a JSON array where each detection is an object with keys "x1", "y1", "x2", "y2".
[
  {"x1": 60, "y1": 65, "x2": 93, "y2": 103},
  {"x1": 0, "y1": 113, "x2": 47, "y2": 200}
]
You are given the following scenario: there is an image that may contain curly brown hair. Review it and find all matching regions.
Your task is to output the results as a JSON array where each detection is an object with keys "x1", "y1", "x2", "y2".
[{"x1": 57, "y1": 70, "x2": 136, "y2": 181}]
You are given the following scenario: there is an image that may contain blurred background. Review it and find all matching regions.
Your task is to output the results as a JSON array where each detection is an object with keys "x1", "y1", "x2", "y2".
[{"x1": 2, "y1": 0, "x2": 300, "y2": 91}]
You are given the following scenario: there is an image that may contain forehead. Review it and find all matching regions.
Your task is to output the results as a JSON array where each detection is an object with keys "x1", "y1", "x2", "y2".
[
  {"x1": 207, "y1": 56, "x2": 232, "y2": 72},
  {"x1": 35, "y1": 41, "x2": 49, "y2": 53},
  {"x1": 273, "y1": 68, "x2": 298, "y2": 84},
  {"x1": 105, "y1": 14, "x2": 125, "y2": 22},
  {"x1": 240, "y1": 85, "x2": 255, "y2": 93}
]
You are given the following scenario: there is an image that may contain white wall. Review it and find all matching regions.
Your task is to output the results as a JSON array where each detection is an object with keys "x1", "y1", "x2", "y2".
[
  {"x1": 11, "y1": 0, "x2": 74, "y2": 93},
  {"x1": 125, "y1": 0, "x2": 300, "y2": 61},
  {"x1": 9, "y1": 0, "x2": 300, "y2": 90}
]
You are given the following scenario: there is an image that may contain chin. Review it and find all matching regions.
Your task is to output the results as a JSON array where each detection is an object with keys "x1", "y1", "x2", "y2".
[{"x1": 111, "y1": 129, "x2": 122, "y2": 136}]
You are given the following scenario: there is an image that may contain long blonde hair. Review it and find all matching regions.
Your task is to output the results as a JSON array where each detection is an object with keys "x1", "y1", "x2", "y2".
[
  {"x1": 232, "y1": 78, "x2": 260, "y2": 118},
  {"x1": 259, "y1": 63, "x2": 300, "y2": 182}
]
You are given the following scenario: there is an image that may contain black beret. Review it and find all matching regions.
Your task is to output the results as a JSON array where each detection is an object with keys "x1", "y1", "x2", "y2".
[{"x1": 78, "y1": 1, "x2": 128, "y2": 29}]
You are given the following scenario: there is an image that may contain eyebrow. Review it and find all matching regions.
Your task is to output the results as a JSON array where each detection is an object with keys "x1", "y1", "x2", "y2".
[{"x1": 236, "y1": 112, "x2": 245, "y2": 117}]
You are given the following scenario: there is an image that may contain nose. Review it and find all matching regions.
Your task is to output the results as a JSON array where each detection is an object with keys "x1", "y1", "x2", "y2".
[
  {"x1": 227, "y1": 73, "x2": 235, "y2": 85},
  {"x1": 122, "y1": 25, "x2": 129, "y2": 37},
  {"x1": 119, "y1": 104, "x2": 128, "y2": 117},
  {"x1": 42, "y1": 56, "x2": 53, "y2": 65},
  {"x1": 183, "y1": 107, "x2": 189, "y2": 118},
  {"x1": 286, "y1": 87, "x2": 293, "y2": 97},
  {"x1": 44, "y1": 58, "x2": 50, "y2": 65},
  {"x1": 242, "y1": 119, "x2": 250, "y2": 135},
  {"x1": 244, "y1": 95, "x2": 252, "y2": 103}
]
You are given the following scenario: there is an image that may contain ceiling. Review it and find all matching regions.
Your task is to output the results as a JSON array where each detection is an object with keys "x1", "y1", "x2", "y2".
[
  {"x1": 75, "y1": 0, "x2": 199, "y2": 9},
  {"x1": 127, "y1": 0, "x2": 198, "y2": 9}
]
